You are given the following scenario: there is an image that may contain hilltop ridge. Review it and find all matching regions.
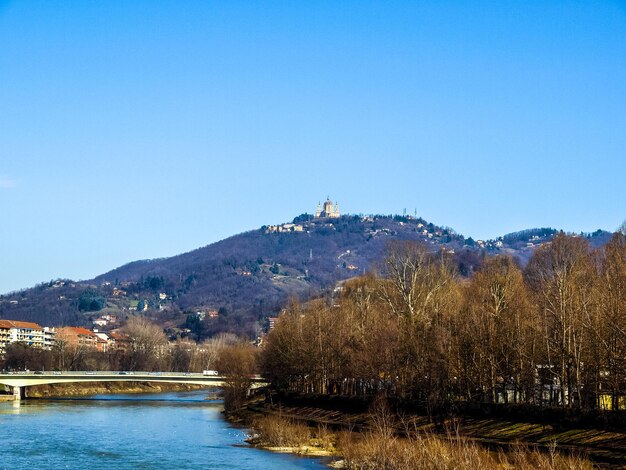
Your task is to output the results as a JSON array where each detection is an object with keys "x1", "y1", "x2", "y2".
[{"x1": 0, "y1": 211, "x2": 613, "y2": 339}]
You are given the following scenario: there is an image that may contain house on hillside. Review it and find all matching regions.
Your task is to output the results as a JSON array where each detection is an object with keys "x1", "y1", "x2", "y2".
[
  {"x1": 268, "y1": 317, "x2": 279, "y2": 331},
  {"x1": 92, "y1": 314, "x2": 118, "y2": 328},
  {"x1": 266, "y1": 223, "x2": 304, "y2": 233}
]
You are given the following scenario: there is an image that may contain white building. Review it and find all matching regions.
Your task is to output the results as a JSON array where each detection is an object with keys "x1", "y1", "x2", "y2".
[
  {"x1": 0, "y1": 320, "x2": 56, "y2": 353},
  {"x1": 315, "y1": 197, "x2": 340, "y2": 218}
]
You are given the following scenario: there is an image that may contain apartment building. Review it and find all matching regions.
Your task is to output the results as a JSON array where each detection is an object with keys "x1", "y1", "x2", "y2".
[{"x1": 0, "y1": 320, "x2": 56, "y2": 353}]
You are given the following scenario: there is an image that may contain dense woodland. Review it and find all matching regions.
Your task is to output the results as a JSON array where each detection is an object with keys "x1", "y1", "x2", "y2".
[{"x1": 261, "y1": 232, "x2": 626, "y2": 412}]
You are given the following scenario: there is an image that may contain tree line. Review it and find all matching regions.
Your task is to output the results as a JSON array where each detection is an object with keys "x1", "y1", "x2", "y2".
[
  {"x1": 261, "y1": 232, "x2": 626, "y2": 411},
  {"x1": 0, "y1": 317, "x2": 239, "y2": 374}
]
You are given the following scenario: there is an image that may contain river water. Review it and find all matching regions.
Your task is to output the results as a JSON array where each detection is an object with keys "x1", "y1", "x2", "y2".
[{"x1": 0, "y1": 390, "x2": 327, "y2": 469}]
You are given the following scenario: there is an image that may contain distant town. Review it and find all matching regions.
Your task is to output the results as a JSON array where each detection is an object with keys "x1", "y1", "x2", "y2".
[{"x1": 0, "y1": 318, "x2": 129, "y2": 356}]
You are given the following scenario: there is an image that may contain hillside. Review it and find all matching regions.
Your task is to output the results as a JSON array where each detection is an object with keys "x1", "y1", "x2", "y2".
[{"x1": 0, "y1": 213, "x2": 612, "y2": 339}]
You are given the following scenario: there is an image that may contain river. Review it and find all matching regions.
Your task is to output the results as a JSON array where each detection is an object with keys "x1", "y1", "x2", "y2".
[{"x1": 0, "y1": 390, "x2": 327, "y2": 469}]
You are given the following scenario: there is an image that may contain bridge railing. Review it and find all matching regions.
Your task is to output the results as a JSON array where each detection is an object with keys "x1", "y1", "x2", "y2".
[
  {"x1": 0, "y1": 371, "x2": 207, "y2": 377},
  {"x1": 0, "y1": 371, "x2": 265, "y2": 381}
]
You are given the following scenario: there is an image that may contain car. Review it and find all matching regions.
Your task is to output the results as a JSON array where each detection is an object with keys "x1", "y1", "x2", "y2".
[
  {"x1": 53, "y1": 371, "x2": 62, "y2": 375},
  {"x1": 34, "y1": 371, "x2": 44, "y2": 375},
  {"x1": 118, "y1": 371, "x2": 128, "y2": 375},
  {"x1": 203, "y1": 370, "x2": 219, "y2": 376},
  {"x1": 86, "y1": 371, "x2": 96, "y2": 375}
]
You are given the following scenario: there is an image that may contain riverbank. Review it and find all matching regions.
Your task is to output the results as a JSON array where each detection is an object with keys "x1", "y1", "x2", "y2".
[
  {"x1": 230, "y1": 394, "x2": 626, "y2": 468},
  {"x1": 24, "y1": 381, "x2": 211, "y2": 398},
  {"x1": 223, "y1": 395, "x2": 338, "y2": 461}
]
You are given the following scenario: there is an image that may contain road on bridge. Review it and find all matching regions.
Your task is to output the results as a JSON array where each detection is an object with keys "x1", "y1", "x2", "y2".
[{"x1": 0, "y1": 371, "x2": 267, "y2": 400}]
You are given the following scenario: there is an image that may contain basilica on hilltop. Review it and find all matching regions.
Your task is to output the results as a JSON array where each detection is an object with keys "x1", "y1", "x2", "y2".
[{"x1": 315, "y1": 197, "x2": 340, "y2": 218}]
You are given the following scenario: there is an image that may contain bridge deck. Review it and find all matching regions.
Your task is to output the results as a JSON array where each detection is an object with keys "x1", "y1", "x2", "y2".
[{"x1": 0, "y1": 372, "x2": 265, "y2": 388}]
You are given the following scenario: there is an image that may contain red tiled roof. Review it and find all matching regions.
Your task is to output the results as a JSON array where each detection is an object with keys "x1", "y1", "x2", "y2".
[
  {"x1": 57, "y1": 326, "x2": 97, "y2": 337},
  {"x1": 68, "y1": 326, "x2": 97, "y2": 337},
  {"x1": 0, "y1": 319, "x2": 43, "y2": 330},
  {"x1": 109, "y1": 331, "x2": 130, "y2": 341}
]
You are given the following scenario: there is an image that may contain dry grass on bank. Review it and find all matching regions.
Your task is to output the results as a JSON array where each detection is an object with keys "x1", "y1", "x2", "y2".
[
  {"x1": 252, "y1": 414, "x2": 312, "y2": 447},
  {"x1": 337, "y1": 431, "x2": 594, "y2": 470},
  {"x1": 250, "y1": 414, "x2": 595, "y2": 469},
  {"x1": 250, "y1": 414, "x2": 336, "y2": 454}
]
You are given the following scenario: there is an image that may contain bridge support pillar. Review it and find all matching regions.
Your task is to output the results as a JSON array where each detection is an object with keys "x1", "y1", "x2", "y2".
[{"x1": 12, "y1": 386, "x2": 24, "y2": 401}]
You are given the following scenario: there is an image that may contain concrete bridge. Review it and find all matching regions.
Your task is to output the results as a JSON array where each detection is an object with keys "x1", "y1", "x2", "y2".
[{"x1": 0, "y1": 371, "x2": 266, "y2": 400}]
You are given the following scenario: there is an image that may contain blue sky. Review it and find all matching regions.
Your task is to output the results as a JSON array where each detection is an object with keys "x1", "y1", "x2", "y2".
[{"x1": 1, "y1": 1, "x2": 625, "y2": 294}]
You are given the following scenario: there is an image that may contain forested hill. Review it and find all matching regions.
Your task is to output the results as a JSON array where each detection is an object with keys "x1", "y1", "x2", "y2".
[{"x1": 0, "y1": 214, "x2": 612, "y2": 338}]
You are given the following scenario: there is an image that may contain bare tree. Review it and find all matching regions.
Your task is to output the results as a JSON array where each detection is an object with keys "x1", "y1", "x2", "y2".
[
  {"x1": 167, "y1": 339, "x2": 197, "y2": 372},
  {"x1": 191, "y1": 333, "x2": 240, "y2": 372},
  {"x1": 377, "y1": 241, "x2": 459, "y2": 403},
  {"x1": 122, "y1": 316, "x2": 168, "y2": 371},
  {"x1": 461, "y1": 256, "x2": 535, "y2": 404},
  {"x1": 594, "y1": 232, "x2": 626, "y2": 409},
  {"x1": 216, "y1": 341, "x2": 258, "y2": 411},
  {"x1": 53, "y1": 330, "x2": 87, "y2": 371},
  {"x1": 525, "y1": 233, "x2": 595, "y2": 407}
]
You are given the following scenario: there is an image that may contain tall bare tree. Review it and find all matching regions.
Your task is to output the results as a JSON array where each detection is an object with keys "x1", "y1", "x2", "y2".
[
  {"x1": 378, "y1": 241, "x2": 458, "y2": 403},
  {"x1": 217, "y1": 341, "x2": 258, "y2": 411},
  {"x1": 461, "y1": 256, "x2": 535, "y2": 404},
  {"x1": 525, "y1": 233, "x2": 595, "y2": 407},
  {"x1": 595, "y1": 232, "x2": 626, "y2": 409},
  {"x1": 122, "y1": 316, "x2": 168, "y2": 371}
]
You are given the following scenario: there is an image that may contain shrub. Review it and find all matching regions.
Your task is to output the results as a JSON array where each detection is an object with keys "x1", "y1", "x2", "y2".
[{"x1": 251, "y1": 414, "x2": 311, "y2": 447}]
